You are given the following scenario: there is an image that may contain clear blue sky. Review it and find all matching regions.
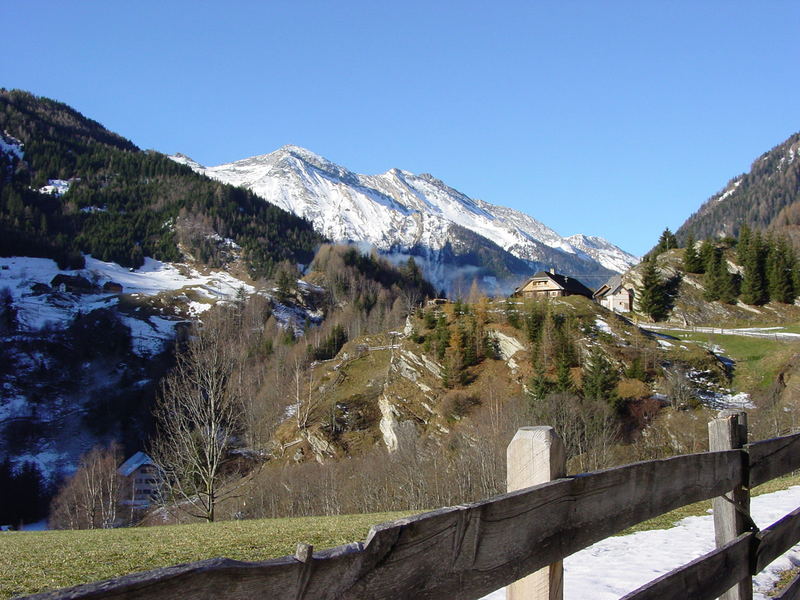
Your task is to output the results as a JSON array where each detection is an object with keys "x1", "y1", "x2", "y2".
[{"x1": 3, "y1": 1, "x2": 799, "y2": 256}]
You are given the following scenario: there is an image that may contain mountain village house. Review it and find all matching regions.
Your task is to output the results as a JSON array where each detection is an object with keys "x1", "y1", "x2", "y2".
[
  {"x1": 593, "y1": 274, "x2": 634, "y2": 313},
  {"x1": 512, "y1": 269, "x2": 594, "y2": 299},
  {"x1": 118, "y1": 452, "x2": 159, "y2": 507}
]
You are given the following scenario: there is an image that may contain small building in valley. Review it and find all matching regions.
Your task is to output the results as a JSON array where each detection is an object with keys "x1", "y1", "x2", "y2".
[
  {"x1": 50, "y1": 274, "x2": 93, "y2": 293},
  {"x1": 512, "y1": 269, "x2": 594, "y2": 300},
  {"x1": 118, "y1": 452, "x2": 160, "y2": 507},
  {"x1": 593, "y1": 275, "x2": 634, "y2": 313}
]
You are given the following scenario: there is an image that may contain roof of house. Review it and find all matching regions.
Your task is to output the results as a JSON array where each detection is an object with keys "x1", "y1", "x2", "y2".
[
  {"x1": 518, "y1": 270, "x2": 594, "y2": 297},
  {"x1": 118, "y1": 451, "x2": 155, "y2": 477},
  {"x1": 593, "y1": 275, "x2": 632, "y2": 298}
]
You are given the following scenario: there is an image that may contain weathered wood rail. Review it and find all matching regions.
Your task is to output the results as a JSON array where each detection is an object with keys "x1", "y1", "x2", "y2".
[{"x1": 21, "y1": 411, "x2": 800, "y2": 600}]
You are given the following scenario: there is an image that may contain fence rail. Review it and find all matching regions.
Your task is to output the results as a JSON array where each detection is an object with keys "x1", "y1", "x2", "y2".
[{"x1": 22, "y1": 412, "x2": 800, "y2": 600}]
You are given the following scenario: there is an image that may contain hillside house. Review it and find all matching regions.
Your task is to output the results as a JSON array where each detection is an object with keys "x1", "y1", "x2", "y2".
[
  {"x1": 512, "y1": 269, "x2": 594, "y2": 299},
  {"x1": 50, "y1": 274, "x2": 93, "y2": 293},
  {"x1": 593, "y1": 275, "x2": 634, "y2": 313},
  {"x1": 118, "y1": 452, "x2": 159, "y2": 507}
]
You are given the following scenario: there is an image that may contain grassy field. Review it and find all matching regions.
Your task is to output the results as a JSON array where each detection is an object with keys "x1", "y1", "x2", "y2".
[
  {"x1": 0, "y1": 511, "x2": 413, "y2": 599},
  {"x1": 659, "y1": 329, "x2": 797, "y2": 391},
  {"x1": 5, "y1": 473, "x2": 800, "y2": 598}
]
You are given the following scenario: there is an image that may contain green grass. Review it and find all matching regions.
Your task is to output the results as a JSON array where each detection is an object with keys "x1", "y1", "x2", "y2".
[
  {"x1": 0, "y1": 511, "x2": 413, "y2": 599},
  {"x1": 658, "y1": 329, "x2": 795, "y2": 391}
]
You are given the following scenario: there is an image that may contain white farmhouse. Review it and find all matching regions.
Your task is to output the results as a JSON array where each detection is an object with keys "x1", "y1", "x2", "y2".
[{"x1": 593, "y1": 275, "x2": 634, "y2": 313}]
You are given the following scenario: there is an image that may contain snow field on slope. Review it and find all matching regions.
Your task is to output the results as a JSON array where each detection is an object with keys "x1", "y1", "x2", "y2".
[
  {"x1": 481, "y1": 485, "x2": 800, "y2": 599},
  {"x1": 0, "y1": 255, "x2": 254, "y2": 354}
]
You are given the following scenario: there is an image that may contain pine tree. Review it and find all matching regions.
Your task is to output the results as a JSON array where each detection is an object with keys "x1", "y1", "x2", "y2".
[
  {"x1": 635, "y1": 258, "x2": 668, "y2": 321},
  {"x1": 555, "y1": 351, "x2": 574, "y2": 392},
  {"x1": 582, "y1": 348, "x2": 619, "y2": 408},
  {"x1": 767, "y1": 236, "x2": 796, "y2": 304},
  {"x1": 682, "y1": 234, "x2": 703, "y2": 273},
  {"x1": 655, "y1": 227, "x2": 678, "y2": 255},
  {"x1": 698, "y1": 239, "x2": 715, "y2": 274},
  {"x1": 737, "y1": 224, "x2": 752, "y2": 265},
  {"x1": 740, "y1": 231, "x2": 768, "y2": 305},
  {"x1": 529, "y1": 361, "x2": 552, "y2": 402},
  {"x1": 703, "y1": 247, "x2": 736, "y2": 303}
]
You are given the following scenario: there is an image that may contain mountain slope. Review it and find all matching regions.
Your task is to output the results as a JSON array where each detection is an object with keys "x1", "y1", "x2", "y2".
[
  {"x1": 0, "y1": 90, "x2": 324, "y2": 278},
  {"x1": 173, "y1": 146, "x2": 638, "y2": 293},
  {"x1": 677, "y1": 132, "x2": 800, "y2": 243}
]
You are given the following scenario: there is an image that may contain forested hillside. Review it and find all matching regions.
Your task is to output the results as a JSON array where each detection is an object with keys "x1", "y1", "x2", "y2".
[
  {"x1": 676, "y1": 132, "x2": 800, "y2": 245},
  {"x1": 0, "y1": 89, "x2": 323, "y2": 277}
]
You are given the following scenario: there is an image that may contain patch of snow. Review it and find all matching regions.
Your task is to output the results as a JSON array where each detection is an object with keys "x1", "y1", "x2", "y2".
[
  {"x1": 657, "y1": 339, "x2": 673, "y2": 348},
  {"x1": 481, "y1": 485, "x2": 800, "y2": 600},
  {"x1": 0, "y1": 131, "x2": 24, "y2": 160},
  {"x1": 717, "y1": 177, "x2": 742, "y2": 202},
  {"x1": 595, "y1": 318, "x2": 612, "y2": 335},
  {"x1": 38, "y1": 179, "x2": 71, "y2": 197},
  {"x1": 0, "y1": 255, "x2": 254, "y2": 332}
]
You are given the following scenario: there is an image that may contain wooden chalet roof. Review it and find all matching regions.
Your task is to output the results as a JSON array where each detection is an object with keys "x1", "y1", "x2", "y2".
[{"x1": 515, "y1": 270, "x2": 594, "y2": 297}]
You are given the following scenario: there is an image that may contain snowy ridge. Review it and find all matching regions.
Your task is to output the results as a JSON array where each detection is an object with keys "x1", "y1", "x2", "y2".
[
  {"x1": 171, "y1": 146, "x2": 638, "y2": 282},
  {"x1": 566, "y1": 233, "x2": 640, "y2": 272}
]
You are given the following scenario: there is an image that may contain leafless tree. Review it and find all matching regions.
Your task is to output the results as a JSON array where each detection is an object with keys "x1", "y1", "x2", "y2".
[
  {"x1": 150, "y1": 312, "x2": 248, "y2": 522},
  {"x1": 49, "y1": 443, "x2": 124, "y2": 529}
]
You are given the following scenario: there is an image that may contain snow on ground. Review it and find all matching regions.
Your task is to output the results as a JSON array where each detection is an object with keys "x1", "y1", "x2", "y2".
[
  {"x1": 595, "y1": 318, "x2": 612, "y2": 335},
  {"x1": 37, "y1": 179, "x2": 71, "y2": 196},
  {"x1": 0, "y1": 131, "x2": 24, "y2": 160},
  {"x1": 644, "y1": 323, "x2": 800, "y2": 341},
  {"x1": 0, "y1": 255, "x2": 256, "y2": 356},
  {"x1": 481, "y1": 485, "x2": 800, "y2": 600}
]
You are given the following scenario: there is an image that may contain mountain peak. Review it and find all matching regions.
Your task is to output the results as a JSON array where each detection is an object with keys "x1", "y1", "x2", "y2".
[{"x1": 185, "y1": 144, "x2": 636, "y2": 292}]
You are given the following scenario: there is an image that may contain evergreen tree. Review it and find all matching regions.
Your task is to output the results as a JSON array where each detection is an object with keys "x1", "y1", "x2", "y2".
[
  {"x1": 528, "y1": 362, "x2": 552, "y2": 402},
  {"x1": 655, "y1": 227, "x2": 678, "y2": 255},
  {"x1": 554, "y1": 351, "x2": 574, "y2": 392},
  {"x1": 703, "y1": 247, "x2": 737, "y2": 303},
  {"x1": 737, "y1": 224, "x2": 752, "y2": 265},
  {"x1": 698, "y1": 239, "x2": 715, "y2": 274},
  {"x1": 635, "y1": 258, "x2": 668, "y2": 321},
  {"x1": 582, "y1": 348, "x2": 620, "y2": 408},
  {"x1": 740, "y1": 231, "x2": 768, "y2": 305},
  {"x1": 682, "y1": 234, "x2": 703, "y2": 273},
  {"x1": 767, "y1": 236, "x2": 796, "y2": 304}
]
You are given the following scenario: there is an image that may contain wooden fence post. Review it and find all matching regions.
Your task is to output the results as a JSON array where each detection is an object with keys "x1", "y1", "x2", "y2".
[
  {"x1": 507, "y1": 426, "x2": 566, "y2": 600},
  {"x1": 709, "y1": 410, "x2": 751, "y2": 600}
]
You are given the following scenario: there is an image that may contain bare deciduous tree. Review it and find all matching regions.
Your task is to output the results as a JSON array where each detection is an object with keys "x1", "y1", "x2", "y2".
[
  {"x1": 150, "y1": 313, "x2": 248, "y2": 522},
  {"x1": 49, "y1": 443, "x2": 124, "y2": 529}
]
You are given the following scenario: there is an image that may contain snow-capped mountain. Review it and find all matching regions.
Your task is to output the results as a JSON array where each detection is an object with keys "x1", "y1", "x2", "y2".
[{"x1": 171, "y1": 146, "x2": 637, "y2": 292}]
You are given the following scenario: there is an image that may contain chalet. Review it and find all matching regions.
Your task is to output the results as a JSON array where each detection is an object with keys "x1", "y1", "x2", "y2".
[
  {"x1": 50, "y1": 274, "x2": 93, "y2": 293},
  {"x1": 118, "y1": 452, "x2": 159, "y2": 507},
  {"x1": 512, "y1": 269, "x2": 594, "y2": 300},
  {"x1": 593, "y1": 275, "x2": 634, "y2": 313}
]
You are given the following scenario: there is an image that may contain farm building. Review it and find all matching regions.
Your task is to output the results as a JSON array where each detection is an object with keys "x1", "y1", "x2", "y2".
[
  {"x1": 118, "y1": 452, "x2": 160, "y2": 507},
  {"x1": 593, "y1": 275, "x2": 634, "y2": 313},
  {"x1": 512, "y1": 269, "x2": 594, "y2": 300},
  {"x1": 50, "y1": 274, "x2": 93, "y2": 293}
]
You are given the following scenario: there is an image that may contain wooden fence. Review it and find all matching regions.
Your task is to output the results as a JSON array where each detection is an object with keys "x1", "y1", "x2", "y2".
[{"x1": 23, "y1": 410, "x2": 800, "y2": 600}]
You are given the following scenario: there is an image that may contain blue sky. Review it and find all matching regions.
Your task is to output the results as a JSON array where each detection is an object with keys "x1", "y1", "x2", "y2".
[{"x1": 3, "y1": 1, "x2": 799, "y2": 256}]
